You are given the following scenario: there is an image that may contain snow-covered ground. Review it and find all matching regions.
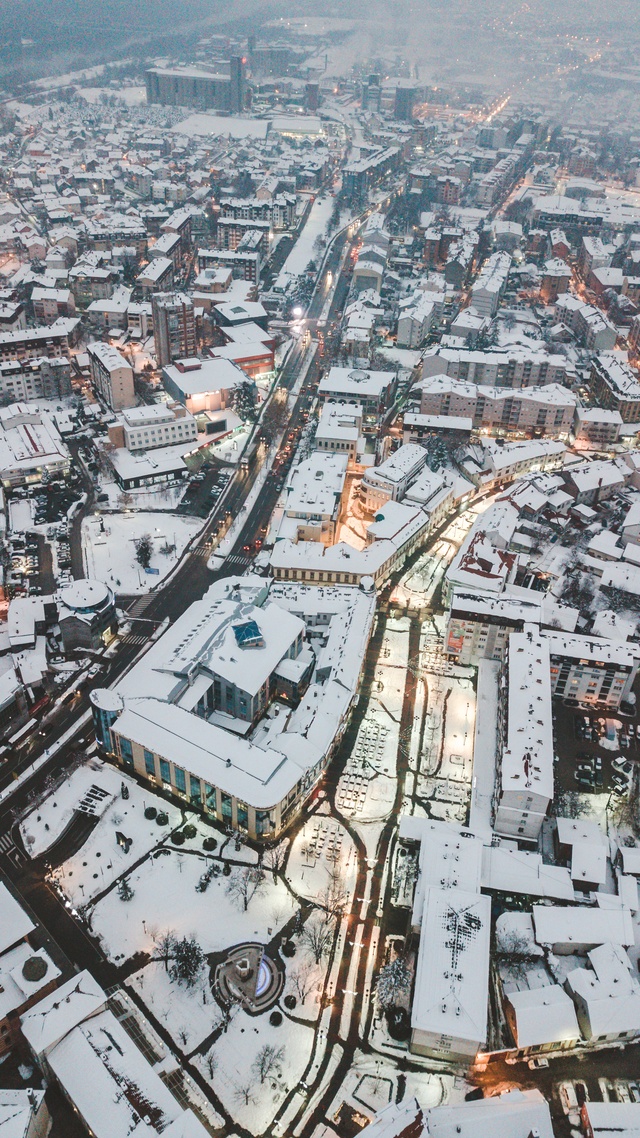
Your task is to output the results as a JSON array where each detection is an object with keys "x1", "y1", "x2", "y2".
[
  {"x1": 82, "y1": 511, "x2": 201, "y2": 593},
  {"x1": 50, "y1": 773, "x2": 182, "y2": 906},
  {"x1": 89, "y1": 849, "x2": 297, "y2": 961},
  {"x1": 127, "y1": 961, "x2": 218, "y2": 1055},
  {"x1": 20, "y1": 758, "x2": 123, "y2": 857},
  {"x1": 206, "y1": 1005, "x2": 314, "y2": 1134},
  {"x1": 96, "y1": 478, "x2": 188, "y2": 512},
  {"x1": 281, "y1": 196, "x2": 334, "y2": 279}
]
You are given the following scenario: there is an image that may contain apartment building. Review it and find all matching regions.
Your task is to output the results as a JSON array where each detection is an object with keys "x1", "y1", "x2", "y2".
[
  {"x1": 470, "y1": 251, "x2": 511, "y2": 317},
  {"x1": 545, "y1": 631, "x2": 639, "y2": 709},
  {"x1": 0, "y1": 323, "x2": 71, "y2": 364},
  {"x1": 414, "y1": 374, "x2": 576, "y2": 437},
  {"x1": 151, "y1": 292, "x2": 196, "y2": 367},
  {"x1": 590, "y1": 355, "x2": 640, "y2": 423},
  {"x1": 422, "y1": 345, "x2": 572, "y2": 389},
  {"x1": 87, "y1": 342, "x2": 135, "y2": 411},
  {"x1": 494, "y1": 631, "x2": 554, "y2": 842},
  {"x1": 314, "y1": 402, "x2": 364, "y2": 465}
]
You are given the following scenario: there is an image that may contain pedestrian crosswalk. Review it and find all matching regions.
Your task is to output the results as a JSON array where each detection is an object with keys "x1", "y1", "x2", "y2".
[
  {"x1": 127, "y1": 595, "x2": 154, "y2": 617},
  {"x1": 225, "y1": 554, "x2": 251, "y2": 570},
  {"x1": 122, "y1": 633, "x2": 147, "y2": 647},
  {"x1": 0, "y1": 832, "x2": 26, "y2": 867}
]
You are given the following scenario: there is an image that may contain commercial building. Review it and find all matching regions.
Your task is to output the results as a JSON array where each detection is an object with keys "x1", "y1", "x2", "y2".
[
  {"x1": 162, "y1": 356, "x2": 244, "y2": 417},
  {"x1": 314, "y1": 402, "x2": 364, "y2": 465},
  {"x1": 361, "y1": 444, "x2": 428, "y2": 511},
  {"x1": 87, "y1": 342, "x2": 135, "y2": 411},
  {"x1": 108, "y1": 402, "x2": 198, "y2": 453},
  {"x1": 92, "y1": 578, "x2": 375, "y2": 841},
  {"x1": 400, "y1": 818, "x2": 490, "y2": 1064},
  {"x1": 278, "y1": 452, "x2": 348, "y2": 545},
  {"x1": 145, "y1": 58, "x2": 245, "y2": 113},
  {"x1": 151, "y1": 292, "x2": 197, "y2": 368},
  {"x1": 20, "y1": 970, "x2": 210, "y2": 1138},
  {"x1": 0, "y1": 881, "x2": 64, "y2": 1061},
  {"x1": 318, "y1": 367, "x2": 396, "y2": 434},
  {"x1": 0, "y1": 403, "x2": 70, "y2": 488},
  {"x1": 57, "y1": 580, "x2": 118, "y2": 653}
]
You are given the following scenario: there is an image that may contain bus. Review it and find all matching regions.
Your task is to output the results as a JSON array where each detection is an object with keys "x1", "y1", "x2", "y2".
[{"x1": 8, "y1": 718, "x2": 38, "y2": 748}]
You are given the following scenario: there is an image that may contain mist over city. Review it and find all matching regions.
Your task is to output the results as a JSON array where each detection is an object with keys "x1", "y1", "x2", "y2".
[{"x1": 0, "y1": 3, "x2": 639, "y2": 1138}]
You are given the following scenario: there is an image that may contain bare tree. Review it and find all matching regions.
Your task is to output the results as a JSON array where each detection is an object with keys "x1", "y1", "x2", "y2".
[
  {"x1": 234, "y1": 1082, "x2": 257, "y2": 1107},
  {"x1": 252, "y1": 1043, "x2": 285, "y2": 1085},
  {"x1": 204, "y1": 1050, "x2": 218, "y2": 1080},
  {"x1": 316, "y1": 867, "x2": 347, "y2": 922},
  {"x1": 226, "y1": 866, "x2": 268, "y2": 912},
  {"x1": 264, "y1": 841, "x2": 288, "y2": 881},
  {"x1": 302, "y1": 915, "x2": 335, "y2": 964},
  {"x1": 289, "y1": 960, "x2": 316, "y2": 1004},
  {"x1": 496, "y1": 929, "x2": 539, "y2": 984},
  {"x1": 152, "y1": 928, "x2": 176, "y2": 972}
]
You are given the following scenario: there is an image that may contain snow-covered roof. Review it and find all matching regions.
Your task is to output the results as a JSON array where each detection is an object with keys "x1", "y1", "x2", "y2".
[
  {"x1": 581, "y1": 1102, "x2": 640, "y2": 1136},
  {"x1": 20, "y1": 970, "x2": 106, "y2": 1057},
  {"x1": 0, "y1": 1090, "x2": 46, "y2": 1138},
  {"x1": 532, "y1": 905, "x2": 634, "y2": 950},
  {"x1": 47, "y1": 1009, "x2": 183, "y2": 1138},
  {"x1": 481, "y1": 845, "x2": 575, "y2": 901},
  {"x1": 507, "y1": 984, "x2": 580, "y2": 1049},
  {"x1": 0, "y1": 882, "x2": 35, "y2": 953},
  {"x1": 411, "y1": 887, "x2": 490, "y2": 1049},
  {"x1": 423, "y1": 1089, "x2": 554, "y2": 1138},
  {"x1": 319, "y1": 366, "x2": 394, "y2": 400},
  {"x1": 501, "y1": 631, "x2": 554, "y2": 802}
]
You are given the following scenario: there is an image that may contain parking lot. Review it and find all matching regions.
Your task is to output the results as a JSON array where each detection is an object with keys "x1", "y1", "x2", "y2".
[
  {"x1": 176, "y1": 461, "x2": 234, "y2": 518},
  {"x1": 553, "y1": 700, "x2": 639, "y2": 799}
]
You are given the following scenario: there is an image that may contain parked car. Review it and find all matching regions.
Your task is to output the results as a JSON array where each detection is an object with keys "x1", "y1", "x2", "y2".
[{"x1": 528, "y1": 1056, "x2": 549, "y2": 1070}]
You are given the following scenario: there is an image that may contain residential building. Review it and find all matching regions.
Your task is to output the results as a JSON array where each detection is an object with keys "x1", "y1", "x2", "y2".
[
  {"x1": 574, "y1": 407, "x2": 623, "y2": 448},
  {"x1": 413, "y1": 374, "x2": 576, "y2": 437},
  {"x1": 87, "y1": 342, "x2": 135, "y2": 411},
  {"x1": 590, "y1": 355, "x2": 640, "y2": 423},
  {"x1": 494, "y1": 631, "x2": 554, "y2": 842},
  {"x1": 470, "y1": 252, "x2": 511, "y2": 317},
  {"x1": 544, "y1": 630, "x2": 639, "y2": 709},
  {"x1": 152, "y1": 292, "x2": 196, "y2": 367},
  {"x1": 422, "y1": 345, "x2": 572, "y2": 389}
]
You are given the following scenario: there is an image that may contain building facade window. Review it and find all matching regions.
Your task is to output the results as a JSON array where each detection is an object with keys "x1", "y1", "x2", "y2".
[
  {"x1": 174, "y1": 766, "x2": 186, "y2": 794},
  {"x1": 159, "y1": 758, "x2": 171, "y2": 784},
  {"x1": 189, "y1": 776, "x2": 202, "y2": 806},
  {"x1": 120, "y1": 737, "x2": 134, "y2": 768},
  {"x1": 144, "y1": 749, "x2": 156, "y2": 776}
]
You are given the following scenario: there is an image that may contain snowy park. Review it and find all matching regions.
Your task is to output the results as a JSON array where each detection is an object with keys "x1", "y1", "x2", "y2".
[{"x1": 82, "y1": 510, "x2": 201, "y2": 593}]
